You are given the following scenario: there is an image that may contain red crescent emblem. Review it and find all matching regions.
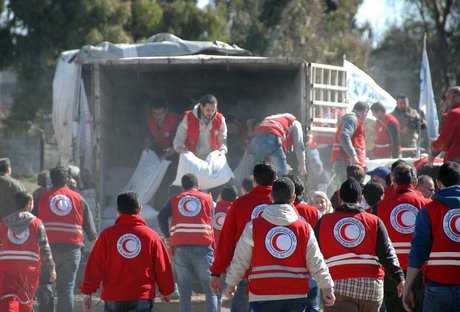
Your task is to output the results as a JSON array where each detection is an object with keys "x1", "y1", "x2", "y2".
[
  {"x1": 55, "y1": 199, "x2": 68, "y2": 212},
  {"x1": 182, "y1": 199, "x2": 194, "y2": 212},
  {"x1": 122, "y1": 238, "x2": 135, "y2": 253},
  {"x1": 340, "y1": 223, "x2": 355, "y2": 242},
  {"x1": 216, "y1": 215, "x2": 225, "y2": 227},
  {"x1": 272, "y1": 233, "x2": 291, "y2": 252},
  {"x1": 396, "y1": 209, "x2": 412, "y2": 228},
  {"x1": 13, "y1": 232, "x2": 22, "y2": 239},
  {"x1": 450, "y1": 215, "x2": 460, "y2": 236}
]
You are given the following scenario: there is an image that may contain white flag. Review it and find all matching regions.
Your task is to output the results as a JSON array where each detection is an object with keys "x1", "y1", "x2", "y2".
[
  {"x1": 76, "y1": 79, "x2": 93, "y2": 172},
  {"x1": 419, "y1": 35, "x2": 439, "y2": 141},
  {"x1": 344, "y1": 60, "x2": 396, "y2": 113}
]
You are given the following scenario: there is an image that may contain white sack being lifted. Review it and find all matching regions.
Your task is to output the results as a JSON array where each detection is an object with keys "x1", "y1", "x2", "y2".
[
  {"x1": 173, "y1": 151, "x2": 234, "y2": 190},
  {"x1": 121, "y1": 150, "x2": 170, "y2": 206}
]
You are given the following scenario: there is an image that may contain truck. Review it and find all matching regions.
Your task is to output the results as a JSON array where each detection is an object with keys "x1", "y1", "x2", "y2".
[{"x1": 52, "y1": 34, "x2": 348, "y2": 230}]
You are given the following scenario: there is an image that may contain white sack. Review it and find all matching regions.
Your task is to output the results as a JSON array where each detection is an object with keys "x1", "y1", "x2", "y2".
[{"x1": 173, "y1": 151, "x2": 234, "y2": 189}]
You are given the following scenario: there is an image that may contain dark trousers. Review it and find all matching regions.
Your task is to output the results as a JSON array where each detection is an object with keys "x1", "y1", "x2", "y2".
[
  {"x1": 384, "y1": 271, "x2": 424, "y2": 312},
  {"x1": 250, "y1": 297, "x2": 307, "y2": 312}
]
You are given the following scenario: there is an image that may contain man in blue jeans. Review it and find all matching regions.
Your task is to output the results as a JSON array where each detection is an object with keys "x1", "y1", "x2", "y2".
[
  {"x1": 403, "y1": 161, "x2": 460, "y2": 312},
  {"x1": 38, "y1": 166, "x2": 97, "y2": 311},
  {"x1": 158, "y1": 173, "x2": 219, "y2": 312}
]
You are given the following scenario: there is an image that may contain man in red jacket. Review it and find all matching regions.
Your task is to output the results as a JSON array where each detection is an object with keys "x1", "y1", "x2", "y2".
[
  {"x1": 80, "y1": 192, "x2": 174, "y2": 312},
  {"x1": 377, "y1": 164, "x2": 430, "y2": 312},
  {"x1": 213, "y1": 184, "x2": 238, "y2": 249},
  {"x1": 429, "y1": 86, "x2": 460, "y2": 164},
  {"x1": 371, "y1": 101, "x2": 401, "y2": 159},
  {"x1": 209, "y1": 161, "x2": 276, "y2": 312}
]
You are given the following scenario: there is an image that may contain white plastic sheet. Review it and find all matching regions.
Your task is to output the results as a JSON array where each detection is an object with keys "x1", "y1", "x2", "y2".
[{"x1": 173, "y1": 151, "x2": 234, "y2": 189}]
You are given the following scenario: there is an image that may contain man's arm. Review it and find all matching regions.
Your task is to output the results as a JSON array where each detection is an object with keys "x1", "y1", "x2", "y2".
[
  {"x1": 153, "y1": 234, "x2": 175, "y2": 299},
  {"x1": 305, "y1": 226, "x2": 334, "y2": 290},
  {"x1": 290, "y1": 120, "x2": 306, "y2": 175},
  {"x1": 376, "y1": 219, "x2": 404, "y2": 283},
  {"x1": 37, "y1": 222, "x2": 56, "y2": 282},
  {"x1": 82, "y1": 198, "x2": 97, "y2": 242},
  {"x1": 173, "y1": 116, "x2": 188, "y2": 153},
  {"x1": 217, "y1": 115, "x2": 228, "y2": 153},
  {"x1": 157, "y1": 201, "x2": 173, "y2": 238},
  {"x1": 432, "y1": 112, "x2": 456, "y2": 152},
  {"x1": 339, "y1": 114, "x2": 359, "y2": 160},
  {"x1": 387, "y1": 121, "x2": 401, "y2": 158}
]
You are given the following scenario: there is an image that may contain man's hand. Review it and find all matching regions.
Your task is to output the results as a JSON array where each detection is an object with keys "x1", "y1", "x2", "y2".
[
  {"x1": 160, "y1": 295, "x2": 170, "y2": 303},
  {"x1": 83, "y1": 296, "x2": 92, "y2": 312},
  {"x1": 397, "y1": 281, "x2": 405, "y2": 298},
  {"x1": 209, "y1": 276, "x2": 222, "y2": 295},
  {"x1": 403, "y1": 285, "x2": 415, "y2": 312},
  {"x1": 49, "y1": 270, "x2": 56, "y2": 283},
  {"x1": 218, "y1": 149, "x2": 226, "y2": 156},
  {"x1": 322, "y1": 287, "x2": 336, "y2": 307},
  {"x1": 223, "y1": 286, "x2": 236, "y2": 299}
]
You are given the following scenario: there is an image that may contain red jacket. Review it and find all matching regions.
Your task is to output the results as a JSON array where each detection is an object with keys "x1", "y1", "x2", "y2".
[
  {"x1": 38, "y1": 186, "x2": 84, "y2": 246},
  {"x1": 249, "y1": 217, "x2": 310, "y2": 296},
  {"x1": 432, "y1": 102, "x2": 460, "y2": 161},
  {"x1": 170, "y1": 189, "x2": 214, "y2": 247},
  {"x1": 212, "y1": 199, "x2": 232, "y2": 249},
  {"x1": 252, "y1": 114, "x2": 297, "y2": 153},
  {"x1": 331, "y1": 112, "x2": 366, "y2": 167},
  {"x1": 0, "y1": 217, "x2": 42, "y2": 273},
  {"x1": 210, "y1": 185, "x2": 272, "y2": 275},
  {"x1": 319, "y1": 210, "x2": 384, "y2": 280},
  {"x1": 147, "y1": 111, "x2": 181, "y2": 150},
  {"x1": 423, "y1": 200, "x2": 460, "y2": 284},
  {"x1": 80, "y1": 214, "x2": 174, "y2": 300},
  {"x1": 293, "y1": 201, "x2": 319, "y2": 228},
  {"x1": 374, "y1": 114, "x2": 400, "y2": 158},
  {"x1": 185, "y1": 110, "x2": 223, "y2": 153},
  {"x1": 377, "y1": 185, "x2": 430, "y2": 269}
]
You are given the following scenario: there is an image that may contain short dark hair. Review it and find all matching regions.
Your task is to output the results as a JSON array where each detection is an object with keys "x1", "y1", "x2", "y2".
[
  {"x1": 417, "y1": 175, "x2": 433, "y2": 186},
  {"x1": 220, "y1": 185, "x2": 237, "y2": 201},
  {"x1": 353, "y1": 101, "x2": 369, "y2": 113},
  {"x1": 391, "y1": 159, "x2": 407, "y2": 173},
  {"x1": 149, "y1": 97, "x2": 166, "y2": 110},
  {"x1": 363, "y1": 182, "x2": 384, "y2": 206},
  {"x1": 198, "y1": 94, "x2": 218, "y2": 106},
  {"x1": 181, "y1": 173, "x2": 198, "y2": 190},
  {"x1": 285, "y1": 174, "x2": 304, "y2": 202},
  {"x1": 347, "y1": 164, "x2": 365, "y2": 184},
  {"x1": 396, "y1": 94, "x2": 408, "y2": 100},
  {"x1": 242, "y1": 175, "x2": 254, "y2": 193},
  {"x1": 371, "y1": 101, "x2": 386, "y2": 113},
  {"x1": 253, "y1": 161, "x2": 277, "y2": 186},
  {"x1": 394, "y1": 164, "x2": 417, "y2": 185},
  {"x1": 50, "y1": 166, "x2": 69, "y2": 187},
  {"x1": 16, "y1": 192, "x2": 33, "y2": 211},
  {"x1": 271, "y1": 177, "x2": 295, "y2": 204},
  {"x1": 438, "y1": 161, "x2": 460, "y2": 187},
  {"x1": 117, "y1": 192, "x2": 141, "y2": 214}
]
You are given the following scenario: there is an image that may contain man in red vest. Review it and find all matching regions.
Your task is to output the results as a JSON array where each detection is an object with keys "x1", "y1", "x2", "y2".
[
  {"x1": 316, "y1": 177, "x2": 405, "y2": 311},
  {"x1": 0, "y1": 192, "x2": 56, "y2": 312},
  {"x1": 157, "y1": 173, "x2": 218, "y2": 312},
  {"x1": 144, "y1": 97, "x2": 181, "y2": 160},
  {"x1": 327, "y1": 101, "x2": 369, "y2": 197},
  {"x1": 209, "y1": 161, "x2": 276, "y2": 312},
  {"x1": 377, "y1": 163, "x2": 430, "y2": 312},
  {"x1": 403, "y1": 161, "x2": 460, "y2": 312},
  {"x1": 38, "y1": 166, "x2": 97, "y2": 312},
  {"x1": 212, "y1": 184, "x2": 237, "y2": 249},
  {"x1": 250, "y1": 113, "x2": 306, "y2": 176},
  {"x1": 371, "y1": 101, "x2": 401, "y2": 159},
  {"x1": 81, "y1": 192, "x2": 174, "y2": 312},
  {"x1": 173, "y1": 94, "x2": 227, "y2": 160},
  {"x1": 224, "y1": 177, "x2": 335, "y2": 311}
]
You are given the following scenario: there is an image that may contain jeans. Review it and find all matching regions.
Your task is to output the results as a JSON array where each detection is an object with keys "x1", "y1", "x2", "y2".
[
  {"x1": 36, "y1": 281, "x2": 54, "y2": 312},
  {"x1": 423, "y1": 282, "x2": 460, "y2": 312},
  {"x1": 232, "y1": 279, "x2": 249, "y2": 312},
  {"x1": 173, "y1": 245, "x2": 219, "y2": 312},
  {"x1": 384, "y1": 271, "x2": 423, "y2": 312},
  {"x1": 250, "y1": 133, "x2": 289, "y2": 176},
  {"x1": 249, "y1": 297, "x2": 307, "y2": 312},
  {"x1": 53, "y1": 248, "x2": 82, "y2": 312},
  {"x1": 104, "y1": 299, "x2": 153, "y2": 312},
  {"x1": 306, "y1": 275, "x2": 319, "y2": 312}
]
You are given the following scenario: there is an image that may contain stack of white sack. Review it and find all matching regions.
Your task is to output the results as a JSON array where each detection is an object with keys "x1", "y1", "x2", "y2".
[{"x1": 173, "y1": 150, "x2": 234, "y2": 190}]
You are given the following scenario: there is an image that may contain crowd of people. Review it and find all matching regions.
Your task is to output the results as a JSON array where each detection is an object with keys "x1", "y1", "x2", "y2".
[{"x1": 0, "y1": 86, "x2": 459, "y2": 312}]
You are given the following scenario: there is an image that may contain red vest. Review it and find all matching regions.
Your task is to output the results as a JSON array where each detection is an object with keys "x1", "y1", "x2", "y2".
[
  {"x1": 185, "y1": 110, "x2": 223, "y2": 153},
  {"x1": 249, "y1": 217, "x2": 310, "y2": 296},
  {"x1": 38, "y1": 186, "x2": 84, "y2": 245},
  {"x1": 212, "y1": 199, "x2": 232, "y2": 248},
  {"x1": 331, "y1": 112, "x2": 366, "y2": 167},
  {"x1": 147, "y1": 112, "x2": 181, "y2": 150},
  {"x1": 0, "y1": 217, "x2": 42, "y2": 273},
  {"x1": 294, "y1": 201, "x2": 319, "y2": 228},
  {"x1": 252, "y1": 114, "x2": 297, "y2": 153},
  {"x1": 319, "y1": 210, "x2": 384, "y2": 280},
  {"x1": 377, "y1": 186, "x2": 430, "y2": 269},
  {"x1": 374, "y1": 114, "x2": 400, "y2": 158},
  {"x1": 424, "y1": 201, "x2": 460, "y2": 284},
  {"x1": 170, "y1": 189, "x2": 214, "y2": 247}
]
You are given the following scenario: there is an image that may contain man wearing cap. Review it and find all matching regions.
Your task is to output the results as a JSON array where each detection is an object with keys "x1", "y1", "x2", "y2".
[
  {"x1": 0, "y1": 157, "x2": 25, "y2": 220},
  {"x1": 174, "y1": 94, "x2": 227, "y2": 160},
  {"x1": 367, "y1": 166, "x2": 391, "y2": 189},
  {"x1": 377, "y1": 164, "x2": 430, "y2": 311},
  {"x1": 371, "y1": 102, "x2": 401, "y2": 159},
  {"x1": 315, "y1": 177, "x2": 405, "y2": 311},
  {"x1": 328, "y1": 101, "x2": 369, "y2": 197}
]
